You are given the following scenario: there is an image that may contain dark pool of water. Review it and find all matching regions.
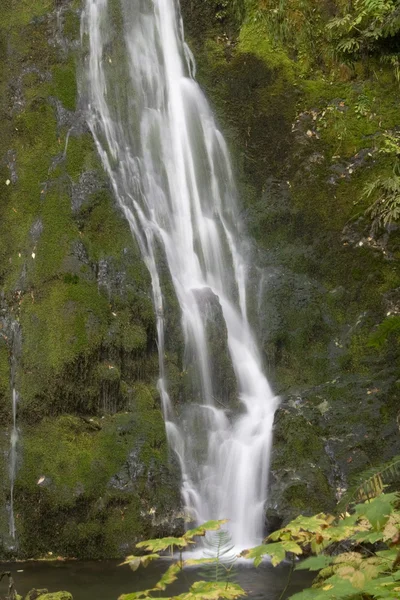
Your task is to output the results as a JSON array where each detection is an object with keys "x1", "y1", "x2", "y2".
[{"x1": 0, "y1": 559, "x2": 313, "y2": 600}]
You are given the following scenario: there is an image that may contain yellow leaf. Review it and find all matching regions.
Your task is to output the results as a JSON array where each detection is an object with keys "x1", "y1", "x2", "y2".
[
  {"x1": 323, "y1": 584, "x2": 333, "y2": 591},
  {"x1": 336, "y1": 566, "x2": 355, "y2": 579},
  {"x1": 351, "y1": 570, "x2": 365, "y2": 590}
]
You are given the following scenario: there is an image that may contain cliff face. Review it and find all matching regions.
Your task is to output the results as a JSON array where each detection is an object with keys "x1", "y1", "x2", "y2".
[
  {"x1": 0, "y1": 0, "x2": 181, "y2": 558},
  {"x1": 0, "y1": 0, "x2": 399, "y2": 558}
]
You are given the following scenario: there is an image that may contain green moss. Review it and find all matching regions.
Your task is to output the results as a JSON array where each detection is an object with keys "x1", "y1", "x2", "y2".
[
  {"x1": 102, "y1": 500, "x2": 142, "y2": 554},
  {"x1": 21, "y1": 281, "x2": 109, "y2": 372},
  {"x1": 0, "y1": 100, "x2": 60, "y2": 291},
  {"x1": 63, "y1": 10, "x2": 81, "y2": 42},
  {"x1": 14, "y1": 407, "x2": 175, "y2": 558},
  {"x1": 96, "y1": 361, "x2": 121, "y2": 382},
  {"x1": 0, "y1": 0, "x2": 52, "y2": 29},
  {"x1": 239, "y1": 20, "x2": 295, "y2": 78},
  {"x1": 34, "y1": 190, "x2": 79, "y2": 284},
  {"x1": 109, "y1": 310, "x2": 148, "y2": 353},
  {"x1": 66, "y1": 135, "x2": 99, "y2": 181},
  {"x1": 18, "y1": 414, "x2": 145, "y2": 504},
  {"x1": 274, "y1": 413, "x2": 325, "y2": 469},
  {"x1": 51, "y1": 58, "x2": 78, "y2": 112},
  {"x1": 0, "y1": 342, "x2": 10, "y2": 421}
]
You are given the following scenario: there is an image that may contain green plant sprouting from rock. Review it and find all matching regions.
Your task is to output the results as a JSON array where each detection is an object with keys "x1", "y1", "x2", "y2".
[
  {"x1": 327, "y1": 0, "x2": 400, "y2": 73},
  {"x1": 363, "y1": 130, "x2": 400, "y2": 231}
]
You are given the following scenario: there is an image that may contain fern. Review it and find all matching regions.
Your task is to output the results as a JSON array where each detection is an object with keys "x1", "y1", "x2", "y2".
[
  {"x1": 368, "y1": 315, "x2": 400, "y2": 348},
  {"x1": 338, "y1": 455, "x2": 400, "y2": 509},
  {"x1": 201, "y1": 530, "x2": 237, "y2": 583},
  {"x1": 363, "y1": 173, "x2": 400, "y2": 230},
  {"x1": 327, "y1": 0, "x2": 400, "y2": 74}
]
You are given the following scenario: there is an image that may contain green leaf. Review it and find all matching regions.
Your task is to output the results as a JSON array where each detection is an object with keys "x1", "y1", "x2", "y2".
[
  {"x1": 355, "y1": 494, "x2": 395, "y2": 530},
  {"x1": 241, "y1": 544, "x2": 271, "y2": 567},
  {"x1": 243, "y1": 541, "x2": 302, "y2": 567},
  {"x1": 154, "y1": 563, "x2": 181, "y2": 591},
  {"x1": 184, "y1": 558, "x2": 219, "y2": 567},
  {"x1": 353, "y1": 529, "x2": 385, "y2": 543},
  {"x1": 295, "y1": 555, "x2": 334, "y2": 571},
  {"x1": 118, "y1": 593, "x2": 161, "y2": 600},
  {"x1": 268, "y1": 514, "x2": 328, "y2": 540},
  {"x1": 136, "y1": 537, "x2": 190, "y2": 552},
  {"x1": 184, "y1": 520, "x2": 228, "y2": 540},
  {"x1": 119, "y1": 554, "x2": 160, "y2": 571}
]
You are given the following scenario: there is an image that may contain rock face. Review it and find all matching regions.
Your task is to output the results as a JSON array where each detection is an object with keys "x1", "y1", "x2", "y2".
[
  {"x1": 0, "y1": 0, "x2": 182, "y2": 558},
  {"x1": 0, "y1": 0, "x2": 399, "y2": 558}
]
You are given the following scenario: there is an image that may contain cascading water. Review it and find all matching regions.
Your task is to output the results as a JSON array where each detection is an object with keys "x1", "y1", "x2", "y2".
[{"x1": 83, "y1": 0, "x2": 279, "y2": 548}]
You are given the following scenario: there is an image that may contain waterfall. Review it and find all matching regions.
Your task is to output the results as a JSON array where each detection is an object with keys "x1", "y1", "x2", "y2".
[{"x1": 83, "y1": 0, "x2": 278, "y2": 548}]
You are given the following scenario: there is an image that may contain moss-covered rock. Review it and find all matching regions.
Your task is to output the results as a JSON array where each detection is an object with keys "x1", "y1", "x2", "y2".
[
  {"x1": 14, "y1": 409, "x2": 181, "y2": 558},
  {"x1": 0, "y1": 0, "x2": 183, "y2": 557},
  {"x1": 36, "y1": 593, "x2": 73, "y2": 600}
]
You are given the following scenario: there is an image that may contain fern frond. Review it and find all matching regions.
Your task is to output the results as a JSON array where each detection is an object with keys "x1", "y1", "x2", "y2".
[
  {"x1": 201, "y1": 531, "x2": 237, "y2": 584},
  {"x1": 338, "y1": 455, "x2": 400, "y2": 511}
]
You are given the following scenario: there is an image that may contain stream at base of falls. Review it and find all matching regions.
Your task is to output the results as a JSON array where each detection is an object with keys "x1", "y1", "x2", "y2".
[{"x1": 0, "y1": 560, "x2": 313, "y2": 600}]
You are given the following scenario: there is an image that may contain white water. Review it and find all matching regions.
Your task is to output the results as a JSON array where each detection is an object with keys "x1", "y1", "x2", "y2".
[{"x1": 83, "y1": 0, "x2": 278, "y2": 548}]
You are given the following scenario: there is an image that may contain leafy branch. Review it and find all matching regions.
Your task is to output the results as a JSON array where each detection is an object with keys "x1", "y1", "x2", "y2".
[
  {"x1": 242, "y1": 492, "x2": 400, "y2": 600},
  {"x1": 119, "y1": 520, "x2": 244, "y2": 600}
]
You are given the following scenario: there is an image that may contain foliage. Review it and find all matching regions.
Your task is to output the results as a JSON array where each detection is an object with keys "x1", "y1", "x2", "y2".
[
  {"x1": 245, "y1": 0, "x2": 325, "y2": 70},
  {"x1": 363, "y1": 131, "x2": 400, "y2": 230},
  {"x1": 242, "y1": 492, "x2": 400, "y2": 600},
  {"x1": 339, "y1": 455, "x2": 400, "y2": 507},
  {"x1": 327, "y1": 0, "x2": 400, "y2": 74},
  {"x1": 205, "y1": 0, "x2": 245, "y2": 25},
  {"x1": 364, "y1": 173, "x2": 400, "y2": 229},
  {"x1": 368, "y1": 315, "x2": 400, "y2": 348},
  {"x1": 119, "y1": 520, "x2": 244, "y2": 600},
  {"x1": 201, "y1": 530, "x2": 237, "y2": 583}
]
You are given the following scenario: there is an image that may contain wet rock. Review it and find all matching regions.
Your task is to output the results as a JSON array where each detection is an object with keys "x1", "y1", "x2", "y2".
[
  {"x1": 328, "y1": 148, "x2": 375, "y2": 185},
  {"x1": 107, "y1": 446, "x2": 145, "y2": 493},
  {"x1": 71, "y1": 171, "x2": 105, "y2": 213},
  {"x1": 30, "y1": 219, "x2": 44, "y2": 244},
  {"x1": 25, "y1": 590, "x2": 49, "y2": 600},
  {"x1": 10, "y1": 67, "x2": 52, "y2": 114},
  {"x1": 192, "y1": 287, "x2": 237, "y2": 407},
  {"x1": 6, "y1": 150, "x2": 18, "y2": 184}
]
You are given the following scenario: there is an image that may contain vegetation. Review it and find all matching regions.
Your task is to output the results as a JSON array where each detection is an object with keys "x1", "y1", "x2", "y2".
[
  {"x1": 119, "y1": 520, "x2": 243, "y2": 600},
  {"x1": 119, "y1": 464, "x2": 400, "y2": 600},
  {"x1": 327, "y1": 0, "x2": 400, "y2": 76},
  {"x1": 363, "y1": 131, "x2": 400, "y2": 231},
  {"x1": 243, "y1": 491, "x2": 400, "y2": 599}
]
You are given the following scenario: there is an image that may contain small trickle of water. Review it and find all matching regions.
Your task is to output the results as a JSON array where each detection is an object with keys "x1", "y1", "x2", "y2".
[
  {"x1": 82, "y1": 0, "x2": 279, "y2": 549},
  {"x1": 7, "y1": 320, "x2": 21, "y2": 542},
  {"x1": 9, "y1": 387, "x2": 19, "y2": 540}
]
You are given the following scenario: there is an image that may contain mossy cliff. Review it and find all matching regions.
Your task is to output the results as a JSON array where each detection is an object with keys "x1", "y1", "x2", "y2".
[
  {"x1": 180, "y1": 0, "x2": 400, "y2": 526},
  {"x1": 0, "y1": 0, "x2": 399, "y2": 558},
  {"x1": 0, "y1": 0, "x2": 181, "y2": 558}
]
